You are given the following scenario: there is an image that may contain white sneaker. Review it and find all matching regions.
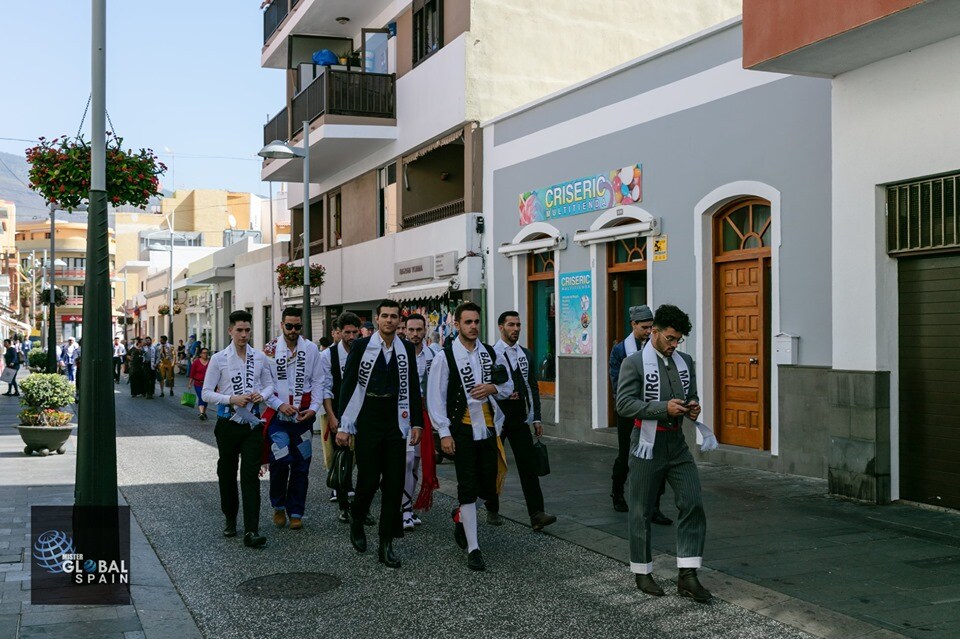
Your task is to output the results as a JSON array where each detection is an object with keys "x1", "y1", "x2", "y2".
[
  {"x1": 402, "y1": 512, "x2": 415, "y2": 531},
  {"x1": 329, "y1": 490, "x2": 338, "y2": 503},
  {"x1": 411, "y1": 513, "x2": 422, "y2": 526},
  {"x1": 348, "y1": 490, "x2": 355, "y2": 498}
]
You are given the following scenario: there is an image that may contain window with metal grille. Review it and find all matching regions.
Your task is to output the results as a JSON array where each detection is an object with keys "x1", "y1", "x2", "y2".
[{"x1": 887, "y1": 172, "x2": 959, "y2": 254}]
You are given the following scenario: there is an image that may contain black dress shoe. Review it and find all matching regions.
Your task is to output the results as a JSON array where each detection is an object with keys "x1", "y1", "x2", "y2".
[
  {"x1": 378, "y1": 539, "x2": 401, "y2": 569},
  {"x1": 677, "y1": 568, "x2": 712, "y2": 603},
  {"x1": 243, "y1": 532, "x2": 267, "y2": 548},
  {"x1": 651, "y1": 510, "x2": 673, "y2": 526},
  {"x1": 612, "y1": 493, "x2": 629, "y2": 512},
  {"x1": 486, "y1": 511, "x2": 504, "y2": 526},
  {"x1": 454, "y1": 522, "x2": 467, "y2": 550},
  {"x1": 350, "y1": 518, "x2": 367, "y2": 553},
  {"x1": 337, "y1": 510, "x2": 349, "y2": 524},
  {"x1": 222, "y1": 520, "x2": 237, "y2": 537},
  {"x1": 635, "y1": 573, "x2": 665, "y2": 596},
  {"x1": 467, "y1": 549, "x2": 486, "y2": 571},
  {"x1": 530, "y1": 511, "x2": 557, "y2": 532}
]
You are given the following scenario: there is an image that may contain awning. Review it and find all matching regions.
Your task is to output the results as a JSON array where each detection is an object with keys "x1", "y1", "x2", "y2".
[
  {"x1": 402, "y1": 129, "x2": 464, "y2": 164},
  {"x1": 387, "y1": 279, "x2": 454, "y2": 302},
  {"x1": 189, "y1": 267, "x2": 235, "y2": 285},
  {"x1": 0, "y1": 314, "x2": 31, "y2": 333},
  {"x1": 573, "y1": 220, "x2": 659, "y2": 246}
]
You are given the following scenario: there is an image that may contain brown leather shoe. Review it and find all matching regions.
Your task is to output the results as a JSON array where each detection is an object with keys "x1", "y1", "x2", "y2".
[
  {"x1": 635, "y1": 573, "x2": 665, "y2": 596},
  {"x1": 289, "y1": 517, "x2": 303, "y2": 530},
  {"x1": 273, "y1": 511, "x2": 287, "y2": 528},
  {"x1": 530, "y1": 511, "x2": 557, "y2": 532}
]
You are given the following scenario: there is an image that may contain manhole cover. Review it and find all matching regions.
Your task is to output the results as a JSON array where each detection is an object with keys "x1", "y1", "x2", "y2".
[{"x1": 235, "y1": 572, "x2": 341, "y2": 599}]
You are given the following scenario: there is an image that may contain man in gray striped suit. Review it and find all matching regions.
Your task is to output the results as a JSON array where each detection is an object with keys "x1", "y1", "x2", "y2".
[{"x1": 616, "y1": 304, "x2": 714, "y2": 603}]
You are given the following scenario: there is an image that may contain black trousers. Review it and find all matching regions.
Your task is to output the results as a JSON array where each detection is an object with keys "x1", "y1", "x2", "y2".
[
  {"x1": 451, "y1": 422, "x2": 498, "y2": 505},
  {"x1": 485, "y1": 419, "x2": 545, "y2": 516},
  {"x1": 113, "y1": 357, "x2": 123, "y2": 382},
  {"x1": 612, "y1": 415, "x2": 666, "y2": 508},
  {"x1": 214, "y1": 417, "x2": 263, "y2": 534},
  {"x1": 144, "y1": 369, "x2": 156, "y2": 397},
  {"x1": 351, "y1": 398, "x2": 405, "y2": 541},
  {"x1": 333, "y1": 440, "x2": 353, "y2": 513}
]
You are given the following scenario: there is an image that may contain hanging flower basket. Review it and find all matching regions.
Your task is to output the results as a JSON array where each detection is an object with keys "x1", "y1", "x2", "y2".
[
  {"x1": 39, "y1": 288, "x2": 67, "y2": 306},
  {"x1": 158, "y1": 304, "x2": 170, "y2": 316},
  {"x1": 124, "y1": 316, "x2": 136, "y2": 325},
  {"x1": 25, "y1": 133, "x2": 167, "y2": 210},
  {"x1": 276, "y1": 262, "x2": 326, "y2": 292},
  {"x1": 173, "y1": 303, "x2": 184, "y2": 315}
]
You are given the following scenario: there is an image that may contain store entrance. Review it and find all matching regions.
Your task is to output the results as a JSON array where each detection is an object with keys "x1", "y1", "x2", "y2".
[{"x1": 606, "y1": 238, "x2": 648, "y2": 427}]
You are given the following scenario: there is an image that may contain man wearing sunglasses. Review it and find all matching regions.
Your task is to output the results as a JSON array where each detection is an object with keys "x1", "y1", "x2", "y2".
[
  {"x1": 262, "y1": 307, "x2": 325, "y2": 531},
  {"x1": 616, "y1": 304, "x2": 717, "y2": 603}
]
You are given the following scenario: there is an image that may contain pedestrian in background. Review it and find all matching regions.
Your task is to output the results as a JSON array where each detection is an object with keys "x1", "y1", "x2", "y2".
[
  {"x1": 3, "y1": 339, "x2": 21, "y2": 396},
  {"x1": 189, "y1": 347, "x2": 211, "y2": 421},
  {"x1": 128, "y1": 338, "x2": 145, "y2": 397},
  {"x1": 113, "y1": 337, "x2": 127, "y2": 384},
  {"x1": 317, "y1": 336, "x2": 332, "y2": 352},
  {"x1": 142, "y1": 337, "x2": 156, "y2": 399}
]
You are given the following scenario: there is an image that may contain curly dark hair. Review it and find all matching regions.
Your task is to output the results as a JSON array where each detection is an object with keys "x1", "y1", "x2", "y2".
[{"x1": 653, "y1": 304, "x2": 692, "y2": 336}]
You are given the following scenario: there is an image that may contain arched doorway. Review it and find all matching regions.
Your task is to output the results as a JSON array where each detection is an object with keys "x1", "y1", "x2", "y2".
[
  {"x1": 713, "y1": 199, "x2": 772, "y2": 450},
  {"x1": 606, "y1": 237, "x2": 647, "y2": 425}
]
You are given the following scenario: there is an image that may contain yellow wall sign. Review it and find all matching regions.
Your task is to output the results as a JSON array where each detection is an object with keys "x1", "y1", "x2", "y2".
[{"x1": 653, "y1": 235, "x2": 668, "y2": 262}]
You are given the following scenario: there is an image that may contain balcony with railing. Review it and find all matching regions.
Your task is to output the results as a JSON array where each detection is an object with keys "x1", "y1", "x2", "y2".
[
  {"x1": 403, "y1": 198, "x2": 466, "y2": 230},
  {"x1": 261, "y1": 69, "x2": 398, "y2": 183},
  {"x1": 263, "y1": 0, "x2": 289, "y2": 44}
]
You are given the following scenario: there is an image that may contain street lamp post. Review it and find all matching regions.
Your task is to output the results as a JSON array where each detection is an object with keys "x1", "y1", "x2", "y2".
[
  {"x1": 46, "y1": 204, "x2": 57, "y2": 372},
  {"x1": 258, "y1": 122, "x2": 312, "y2": 340}
]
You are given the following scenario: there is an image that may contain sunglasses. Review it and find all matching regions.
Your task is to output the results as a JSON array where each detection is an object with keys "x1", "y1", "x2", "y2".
[{"x1": 284, "y1": 323, "x2": 303, "y2": 331}]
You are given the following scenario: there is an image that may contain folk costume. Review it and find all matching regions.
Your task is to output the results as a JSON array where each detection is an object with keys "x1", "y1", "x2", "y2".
[
  {"x1": 489, "y1": 339, "x2": 555, "y2": 531},
  {"x1": 128, "y1": 345, "x2": 146, "y2": 397},
  {"x1": 263, "y1": 335, "x2": 324, "y2": 527},
  {"x1": 616, "y1": 339, "x2": 718, "y2": 600},
  {"x1": 338, "y1": 332, "x2": 423, "y2": 567},
  {"x1": 202, "y1": 344, "x2": 274, "y2": 543},
  {"x1": 320, "y1": 340, "x2": 353, "y2": 518},
  {"x1": 426, "y1": 337, "x2": 513, "y2": 571},
  {"x1": 402, "y1": 344, "x2": 435, "y2": 528},
  {"x1": 154, "y1": 340, "x2": 175, "y2": 396}
]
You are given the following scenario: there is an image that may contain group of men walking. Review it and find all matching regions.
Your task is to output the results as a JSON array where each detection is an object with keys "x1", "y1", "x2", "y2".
[
  {"x1": 203, "y1": 301, "x2": 557, "y2": 572},
  {"x1": 118, "y1": 335, "x2": 177, "y2": 397},
  {"x1": 195, "y1": 296, "x2": 716, "y2": 600}
]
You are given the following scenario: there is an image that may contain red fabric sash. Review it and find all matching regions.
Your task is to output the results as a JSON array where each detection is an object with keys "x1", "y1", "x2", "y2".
[
  {"x1": 633, "y1": 417, "x2": 680, "y2": 432},
  {"x1": 413, "y1": 408, "x2": 439, "y2": 511}
]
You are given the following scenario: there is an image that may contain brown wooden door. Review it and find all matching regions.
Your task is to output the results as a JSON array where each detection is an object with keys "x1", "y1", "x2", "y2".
[{"x1": 714, "y1": 200, "x2": 772, "y2": 450}]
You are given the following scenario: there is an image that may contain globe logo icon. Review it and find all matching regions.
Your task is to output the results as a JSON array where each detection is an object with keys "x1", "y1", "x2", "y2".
[
  {"x1": 83, "y1": 559, "x2": 97, "y2": 573},
  {"x1": 33, "y1": 530, "x2": 74, "y2": 574}
]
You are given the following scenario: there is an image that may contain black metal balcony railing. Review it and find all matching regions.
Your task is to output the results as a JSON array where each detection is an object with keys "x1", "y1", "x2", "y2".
[
  {"x1": 263, "y1": 0, "x2": 289, "y2": 43},
  {"x1": 289, "y1": 70, "x2": 396, "y2": 137},
  {"x1": 403, "y1": 198, "x2": 465, "y2": 230},
  {"x1": 263, "y1": 107, "x2": 289, "y2": 146}
]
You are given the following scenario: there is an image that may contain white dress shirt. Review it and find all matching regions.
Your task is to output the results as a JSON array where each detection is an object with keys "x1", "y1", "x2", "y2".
[
  {"x1": 264, "y1": 336, "x2": 324, "y2": 415},
  {"x1": 113, "y1": 343, "x2": 127, "y2": 358},
  {"x1": 426, "y1": 340, "x2": 513, "y2": 440},
  {"x1": 201, "y1": 344, "x2": 275, "y2": 409},
  {"x1": 319, "y1": 341, "x2": 349, "y2": 401}
]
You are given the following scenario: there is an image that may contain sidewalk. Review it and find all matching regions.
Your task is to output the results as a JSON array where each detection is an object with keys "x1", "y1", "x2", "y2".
[
  {"x1": 0, "y1": 371, "x2": 201, "y2": 639},
  {"x1": 435, "y1": 433, "x2": 960, "y2": 639}
]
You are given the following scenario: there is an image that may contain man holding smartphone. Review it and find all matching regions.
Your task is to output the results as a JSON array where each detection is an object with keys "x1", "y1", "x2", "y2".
[{"x1": 616, "y1": 304, "x2": 717, "y2": 603}]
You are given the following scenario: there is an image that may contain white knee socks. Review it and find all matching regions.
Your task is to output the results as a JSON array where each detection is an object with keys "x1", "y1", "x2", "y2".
[{"x1": 460, "y1": 502, "x2": 480, "y2": 552}]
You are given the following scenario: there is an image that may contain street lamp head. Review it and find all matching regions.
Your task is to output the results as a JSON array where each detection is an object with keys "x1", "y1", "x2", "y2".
[
  {"x1": 258, "y1": 140, "x2": 303, "y2": 160},
  {"x1": 148, "y1": 243, "x2": 169, "y2": 251}
]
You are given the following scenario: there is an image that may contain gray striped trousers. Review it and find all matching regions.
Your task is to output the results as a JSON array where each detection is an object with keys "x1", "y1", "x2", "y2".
[{"x1": 627, "y1": 428, "x2": 706, "y2": 574}]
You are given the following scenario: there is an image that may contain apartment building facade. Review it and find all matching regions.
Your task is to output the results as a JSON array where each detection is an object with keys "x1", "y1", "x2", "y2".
[{"x1": 259, "y1": 0, "x2": 741, "y2": 338}]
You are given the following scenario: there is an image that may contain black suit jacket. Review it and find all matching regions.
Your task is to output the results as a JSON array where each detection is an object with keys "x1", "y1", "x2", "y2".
[{"x1": 338, "y1": 335, "x2": 424, "y2": 428}]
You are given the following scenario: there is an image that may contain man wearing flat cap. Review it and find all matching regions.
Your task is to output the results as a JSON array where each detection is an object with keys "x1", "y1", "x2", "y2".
[{"x1": 607, "y1": 305, "x2": 670, "y2": 525}]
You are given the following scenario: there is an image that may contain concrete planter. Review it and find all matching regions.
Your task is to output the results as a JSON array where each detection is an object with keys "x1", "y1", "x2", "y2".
[{"x1": 14, "y1": 424, "x2": 74, "y2": 456}]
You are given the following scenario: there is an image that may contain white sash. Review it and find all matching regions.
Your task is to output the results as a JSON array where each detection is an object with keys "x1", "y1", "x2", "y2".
[
  {"x1": 339, "y1": 332, "x2": 412, "y2": 438},
  {"x1": 336, "y1": 341, "x2": 348, "y2": 378},
  {"x1": 274, "y1": 336, "x2": 308, "y2": 412},
  {"x1": 416, "y1": 346, "x2": 434, "y2": 396},
  {"x1": 624, "y1": 335, "x2": 639, "y2": 357},
  {"x1": 631, "y1": 340, "x2": 719, "y2": 457},
  {"x1": 227, "y1": 345, "x2": 260, "y2": 426},
  {"x1": 494, "y1": 340, "x2": 534, "y2": 424},
  {"x1": 452, "y1": 338, "x2": 505, "y2": 438}
]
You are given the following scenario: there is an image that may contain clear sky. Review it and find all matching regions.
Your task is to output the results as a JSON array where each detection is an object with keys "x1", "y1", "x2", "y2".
[{"x1": 0, "y1": 1, "x2": 279, "y2": 196}]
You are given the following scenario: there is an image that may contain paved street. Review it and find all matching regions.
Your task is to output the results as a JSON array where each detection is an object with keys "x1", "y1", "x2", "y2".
[{"x1": 4, "y1": 377, "x2": 958, "y2": 638}]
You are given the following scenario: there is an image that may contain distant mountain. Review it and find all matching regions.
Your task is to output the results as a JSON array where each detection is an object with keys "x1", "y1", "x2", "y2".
[
  {"x1": 0, "y1": 152, "x2": 46, "y2": 217},
  {"x1": 0, "y1": 151, "x2": 172, "y2": 224}
]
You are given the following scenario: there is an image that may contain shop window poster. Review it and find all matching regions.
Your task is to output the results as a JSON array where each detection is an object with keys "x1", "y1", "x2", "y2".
[
  {"x1": 519, "y1": 163, "x2": 642, "y2": 226},
  {"x1": 558, "y1": 270, "x2": 592, "y2": 357}
]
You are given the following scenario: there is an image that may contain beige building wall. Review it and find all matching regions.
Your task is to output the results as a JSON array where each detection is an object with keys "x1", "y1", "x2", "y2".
[
  {"x1": 466, "y1": 0, "x2": 743, "y2": 122},
  {"x1": 160, "y1": 189, "x2": 253, "y2": 245},
  {"x1": 114, "y1": 211, "x2": 165, "y2": 296}
]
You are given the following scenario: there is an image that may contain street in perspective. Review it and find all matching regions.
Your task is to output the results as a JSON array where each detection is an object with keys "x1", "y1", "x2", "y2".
[{"x1": 1, "y1": 1, "x2": 958, "y2": 638}]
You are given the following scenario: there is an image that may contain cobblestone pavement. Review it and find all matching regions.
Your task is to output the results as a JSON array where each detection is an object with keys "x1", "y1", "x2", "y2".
[{"x1": 111, "y1": 386, "x2": 815, "y2": 639}]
